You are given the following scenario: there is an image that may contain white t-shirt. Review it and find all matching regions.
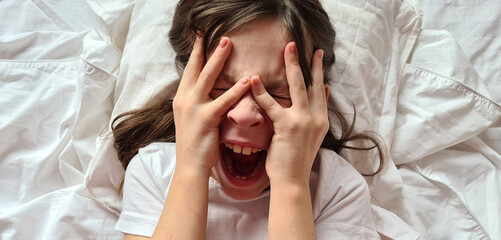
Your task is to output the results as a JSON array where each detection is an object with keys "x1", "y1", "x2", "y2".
[{"x1": 115, "y1": 142, "x2": 380, "y2": 239}]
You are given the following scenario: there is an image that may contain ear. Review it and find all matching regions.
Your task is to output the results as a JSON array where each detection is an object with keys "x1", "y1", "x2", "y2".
[{"x1": 324, "y1": 83, "x2": 329, "y2": 102}]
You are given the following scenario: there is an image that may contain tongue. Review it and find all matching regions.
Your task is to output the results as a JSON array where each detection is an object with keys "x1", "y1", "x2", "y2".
[{"x1": 231, "y1": 151, "x2": 260, "y2": 176}]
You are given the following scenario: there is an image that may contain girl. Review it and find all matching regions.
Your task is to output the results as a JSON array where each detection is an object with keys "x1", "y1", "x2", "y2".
[{"x1": 113, "y1": 0, "x2": 384, "y2": 239}]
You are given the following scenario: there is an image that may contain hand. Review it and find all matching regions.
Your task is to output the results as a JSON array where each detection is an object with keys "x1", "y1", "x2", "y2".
[
  {"x1": 250, "y1": 42, "x2": 329, "y2": 185},
  {"x1": 173, "y1": 36, "x2": 250, "y2": 172}
]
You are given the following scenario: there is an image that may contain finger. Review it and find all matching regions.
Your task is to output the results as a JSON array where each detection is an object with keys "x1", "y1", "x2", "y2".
[
  {"x1": 308, "y1": 49, "x2": 327, "y2": 111},
  {"x1": 194, "y1": 37, "x2": 232, "y2": 97},
  {"x1": 250, "y1": 75, "x2": 282, "y2": 120},
  {"x1": 212, "y1": 76, "x2": 251, "y2": 116},
  {"x1": 284, "y1": 42, "x2": 308, "y2": 109},
  {"x1": 180, "y1": 35, "x2": 204, "y2": 90}
]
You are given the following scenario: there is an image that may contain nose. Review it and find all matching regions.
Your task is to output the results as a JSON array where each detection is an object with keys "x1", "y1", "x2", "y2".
[{"x1": 226, "y1": 91, "x2": 265, "y2": 128}]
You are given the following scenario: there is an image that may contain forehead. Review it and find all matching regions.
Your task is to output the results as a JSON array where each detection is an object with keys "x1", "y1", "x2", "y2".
[{"x1": 220, "y1": 18, "x2": 290, "y2": 88}]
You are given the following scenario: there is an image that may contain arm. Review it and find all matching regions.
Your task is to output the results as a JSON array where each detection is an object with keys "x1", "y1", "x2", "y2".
[
  {"x1": 150, "y1": 168, "x2": 210, "y2": 240},
  {"x1": 268, "y1": 179, "x2": 316, "y2": 240},
  {"x1": 250, "y1": 43, "x2": 328, "y2": 240},
  {"x1": 124, "y1": 169, "x2": 209, "y2": 240}
]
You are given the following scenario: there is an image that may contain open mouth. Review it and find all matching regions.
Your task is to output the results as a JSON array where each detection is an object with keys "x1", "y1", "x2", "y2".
[{"x1": 220, "y1": 143, "x2": 267, "y2": 180}]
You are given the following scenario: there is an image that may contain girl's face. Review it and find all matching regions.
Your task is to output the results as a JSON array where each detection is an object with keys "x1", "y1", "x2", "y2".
[{"x1": 210, "y1": 18, "x2": 292, "y2": 200}]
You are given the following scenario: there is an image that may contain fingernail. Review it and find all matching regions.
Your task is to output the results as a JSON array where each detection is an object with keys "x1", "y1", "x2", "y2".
[
  {"x1": 289, "y1": 42, "x2": 297, "y2": 54},
  {"x1": 241, "y1": 77, "x2": 249, "y2": 85},
  {"x1": 318, "y1": 49, "x2": 324, "y2": 59},
  {"x1": 219, "y1": 37, "x2": 228, "y2": 48},
  {"x1": 251, "y1": 75, "x2": 260, "y2": 85}
]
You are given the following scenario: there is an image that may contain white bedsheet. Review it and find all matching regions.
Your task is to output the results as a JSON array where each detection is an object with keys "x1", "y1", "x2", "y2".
[
  {"x1": 0, "y1": 1, "x2": 122, "y2": 238},
  {"x1": 1, "y1": 0, "x2": 500, "y2": 239},
  {"x1": 0, "y1": 30, "x2": 123, "y2": 238},
  {"x1": 393, "y1": 1, "x2": 501, "y2": 239},
  {"x1": 395, "y1": 30, "x2": 501, "y2": 239},
  {"x1": 420, "y1": 0, "x2": 501, "y2": 157}
]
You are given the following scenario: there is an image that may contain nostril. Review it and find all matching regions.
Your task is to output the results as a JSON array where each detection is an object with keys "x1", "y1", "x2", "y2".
[
  {"x1": 229, "y1": 116, "x2": 238, "y2": 125},
  {"x1": 250, "y1": 122, "x2": 261, "y2": 127}
]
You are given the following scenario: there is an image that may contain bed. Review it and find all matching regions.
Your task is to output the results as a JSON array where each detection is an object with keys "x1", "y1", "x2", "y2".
[{"x1": 1, "y1": 0, "x2": 500, "y2": 239}]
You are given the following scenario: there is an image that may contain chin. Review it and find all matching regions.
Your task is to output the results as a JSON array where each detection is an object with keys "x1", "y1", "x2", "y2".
[{"x1": 213, "y1": 143, "x2": 270, "y2": 200}]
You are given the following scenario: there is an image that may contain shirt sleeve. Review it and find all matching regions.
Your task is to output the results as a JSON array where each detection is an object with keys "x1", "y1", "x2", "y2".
[
  {"x1": 115, "y1": 143, "x2": 176, "y2": 237},
  {"x1": 313, "y1": 149, "x2": 380, "y2": 240}
]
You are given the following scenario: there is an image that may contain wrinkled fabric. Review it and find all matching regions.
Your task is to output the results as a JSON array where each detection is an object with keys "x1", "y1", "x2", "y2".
[
  {"x1": 1, "y1": 0, "x2": 501, "y2": 239},
  {"x1": 0, "y1": 2, "x2": 121, "y2": 238},
  {"x1": 393, "y1": 1, "x2": 501, "y2": 239}
]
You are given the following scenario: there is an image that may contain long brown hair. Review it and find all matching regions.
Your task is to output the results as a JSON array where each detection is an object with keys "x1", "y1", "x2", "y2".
[{"x1": 112, "y1": 0, "x2": 385, "y2": 193}]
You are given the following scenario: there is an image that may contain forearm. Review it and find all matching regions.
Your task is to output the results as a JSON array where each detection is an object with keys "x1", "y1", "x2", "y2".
[
  {"x1": 151, "y1": 167, "x2": 210, "y2": 240},
  {"x1": 268, "y1": 179, "x2": 317, "y2": 240}
]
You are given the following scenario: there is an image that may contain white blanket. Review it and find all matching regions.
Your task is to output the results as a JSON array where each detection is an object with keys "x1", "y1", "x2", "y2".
[{"x1": 0, "y1": 0, "x2": 500, "y2": 239}]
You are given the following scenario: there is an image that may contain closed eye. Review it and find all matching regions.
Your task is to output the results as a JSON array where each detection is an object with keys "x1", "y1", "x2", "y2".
[
  {"x1": 212, "y1": 88, "x2": 288, "y2": 99},
  {"x1": 270, "y1": 94, "x2": 290, "y2": 100},
  {"x1": 210, "y1": 88, "x2": 291, "y2": 107},
  {"x1": 209, "y1": 88, "x2": 228, "y2": 99}
]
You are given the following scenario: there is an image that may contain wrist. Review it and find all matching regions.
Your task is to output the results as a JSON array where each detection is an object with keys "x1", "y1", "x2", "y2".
[
  {"x1": 269, "y1": 176, "x2": 310, "y2": 196},
  {"x1": 269, "y1": 173, "x2": 310, "y2": 188},
  {"x1": 174, "y1": 164, "x2": 212, "y2": 182}
]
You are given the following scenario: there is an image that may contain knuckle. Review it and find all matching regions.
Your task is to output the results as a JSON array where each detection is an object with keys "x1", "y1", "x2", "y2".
[
  {"x1": 254, "y1": 94, "x2": 274, "y2": 110},
  {"x1": 263, "y1": 98, "x2": 276, "y2": 110},
  {"x1": 255, "y1": 91, "x2": 268, "y2": 102},
  {"x1": 294, "y1": 116, "x2": 311, "y2": 130},
  {"x1": 313, "y1": 72, "x2": 324, "y2": 83},
  {"x1": 172, "y1": 97, "x2": 182, "y2": 111},
  {"x1": 293, "y1": 79, "x2": 307, "y2": 91},
  {"x1": 289, "y1": 122, "x2": 301, "y2": 132},
  {"x1": 285, "y1": 116, "x2": 303, "y2": 131},
  {"x1": 189, "y1": 52, "x2": 201, "y2": 64},
  {"x1": 316, "y1": 118, "x2": 330, "y2": 134},
  {"x1": 198, "y1": 71, "x2": 210, "y2": 82}
]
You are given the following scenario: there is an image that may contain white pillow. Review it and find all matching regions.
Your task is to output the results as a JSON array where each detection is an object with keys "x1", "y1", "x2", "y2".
[{"x1": 322, "y1": 0, "x2": 422, "y2": 210}]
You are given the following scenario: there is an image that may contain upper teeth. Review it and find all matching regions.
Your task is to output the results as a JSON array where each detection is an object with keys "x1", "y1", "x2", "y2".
[{"x1": 224, "y1": 143, "x2": 262, "y2": 155}]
